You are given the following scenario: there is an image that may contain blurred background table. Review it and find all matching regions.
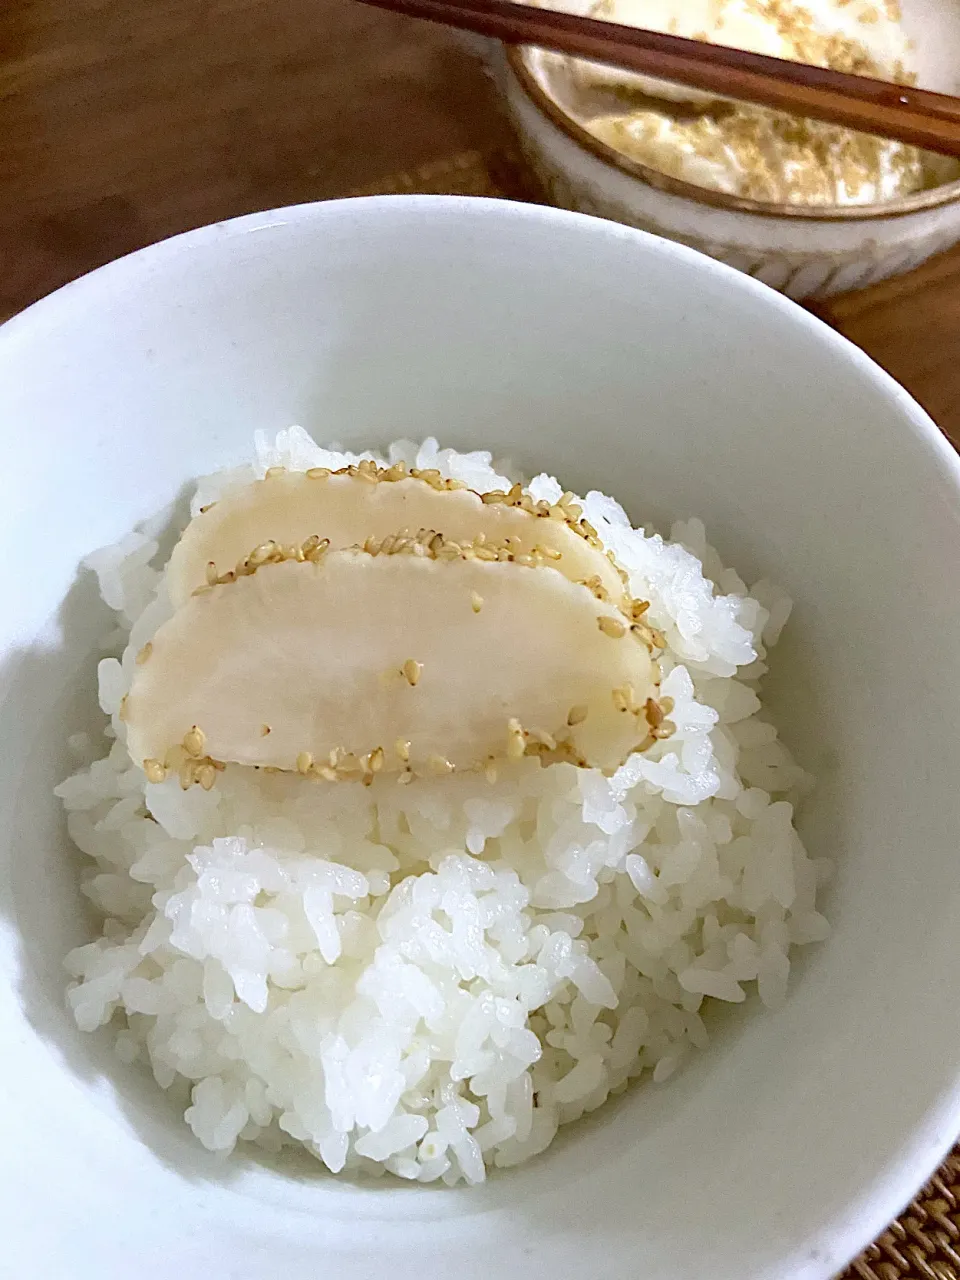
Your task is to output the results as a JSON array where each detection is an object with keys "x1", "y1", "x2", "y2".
[
  {"x1": 2, "y1": 0, "x2": 960, "y2": 446},
  {"x1": 1, "y1": 5, "x2": 959, "y2": 1277}
]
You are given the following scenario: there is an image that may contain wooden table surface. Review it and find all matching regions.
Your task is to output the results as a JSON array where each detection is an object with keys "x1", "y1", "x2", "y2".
[{"x1": 2, "y1": 0, "x2": 959, "y2": 447}]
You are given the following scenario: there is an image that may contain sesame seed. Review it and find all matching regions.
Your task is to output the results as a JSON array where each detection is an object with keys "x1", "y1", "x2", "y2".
[
  {"x1": 530, "y1": 728, "x2": 557, "y2": 750},
  {"x1": 471, "y1": 591, "x2": 483, "y2": 613},
  {"x1": 403, "y1": 659, "x2": 422, "y2": 687},
  {"x1": 395, "y1": 739, "x2": 411, "y2": 763},
  {"x1": 315, "y1": 764, "x2": 338, "y2": 782},
  {"x1": 660, "y1": 696, "x2": 675, "y2": 714},
  {"x1": 143, "y1": 758, "x2": 166, "y2": 784},
  {"x1": 198, "y1": 764, "x2": 217, "y2": 791},
  {"x1": 306, "y1": 467, "x2": 331, "y2": 479},
  {"x1": 598, "y1": 615, "x2": 627, "y2": 639},
  {"x1": 264, "y1": 466, "x2": 286, "y2": 479},
  {"x1": 397, "y1": 770, "x2": 414, "y2": 785},
  {"x1": 182, "y1": 725, "x2": 205, "y2": 758},
  {"x1": 481, "y1": 491, "x2": 507, "y2": 505},
  {"x1": 506, "y1": 718, "x2": 526, "y2": 759},
  {"x1": 205, "y1": 562, "x2": 219, "y2": 586},
  {"x1": 428, "y1": 753, "x2": 455, "y2": 775},
  {"x1": 260, "y1": 724, "x2": 271, "y2": 737},
  {"x1": 567, "y1": 704, "x2": 589, "y2": 726},
  {"x1": 118, "y1": 694, "x2": 129, "y2": 723},
  {"x1": 612, "y1": 686, "x2": 633, "y2": 713},
  {"x1": 305, "y1": 537, "x2": 330, "y2": 562},
  {"x1": 247, "y1": 541, "x2": 279, "y2": 569},
  {"x1": 367, "y1": 746, "x2": 385, "y2": 774},
  {"x1": 199, "y1": 503, "x2": 216, "y2": 514},
  {"x1": 179, "y1": 759, "x2": 196, "y2": 790},
  {"x1": 484, "y1": 758, "x2": 499, "y2": 784},
  {"x1": 653, "y1": 720, "x2": 676, "y2": 740},
  {"x1": 296, "y1": 751, "x2": 314, "y2": 775},
  {"x1": 644, "y1": 697, "x2": 664, "y2": 729}
]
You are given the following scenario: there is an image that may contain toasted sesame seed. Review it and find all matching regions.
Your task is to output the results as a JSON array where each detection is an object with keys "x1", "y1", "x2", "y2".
[
  {"x1": 305, "y1": 537, "x2": 330, "y2": 563},
  {"x1": 382, "y1": 463, "x2": 406, "y2": 482},
  {"x1": 368, "y1": 746, "x2": 385, "y2": 774},
  {"x1": 471, "y1": 591, "x2": 483, "y2": 613},
  {"x1": 598, "y1": 615, "x2": 627, "y2": 639},
  {"x1": 613, "y1": 685, "x2": 635, "y2": 714},
  {"x1": 567, "y1": 704, "x2": 589, "y2": 726},
  {"x1": 296, "y1": 751, "x2": 314, "y2": 775},
  {"x1": 143, "y1": 758, "x2": 166, "y2": 784},
  {"x1": 631, "y1": 599, "x2": 651, "y2": 620},
  {"x1": 506, "y1": 718, "x2": 526, "y2": 759},
  {"x1": 403, "y1": 659, "x2": 422, "y2": 687},
  {"x1": 260, "y1": 724, "x2": 271, "y2": 737},
  {"x1": 481, "y1": 491, "x2": 507, "y2": 505},
  {"x1": 182, "y1": 725, "x2": 206, "y2": 758},
  {"x1": 247, "y1": 540, "x2": 279, "y2": 569},
  {"x1": 306, "y1": 467, "x2": 331, "y2": 479},
  {"x1": 644, "y1": 697, "x2": 664, "y2": 729}
]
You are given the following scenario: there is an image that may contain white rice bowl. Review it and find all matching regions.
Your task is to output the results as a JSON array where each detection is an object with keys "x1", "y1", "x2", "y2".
[{"x1": 57, "y1": 428, "x2": 827, "y2": 1185}]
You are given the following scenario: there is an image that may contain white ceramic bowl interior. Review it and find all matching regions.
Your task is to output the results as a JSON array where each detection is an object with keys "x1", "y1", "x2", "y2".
[
  {"x1": 2, "y1": 197, "x2": 960, "y2": 1280},
  {"x1": 499, "y1": 0, "x2": 960, "y2": 298}
]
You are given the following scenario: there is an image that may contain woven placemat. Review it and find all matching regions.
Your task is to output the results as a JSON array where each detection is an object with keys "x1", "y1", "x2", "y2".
[{"x1": 352, "y1": 146, "x2": 960, "y2": 1280}]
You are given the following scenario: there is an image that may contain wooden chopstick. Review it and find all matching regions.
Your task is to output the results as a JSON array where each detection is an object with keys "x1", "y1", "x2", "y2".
[{"x1": 355, "y1": 0, "x2": 960, "y2": 157}]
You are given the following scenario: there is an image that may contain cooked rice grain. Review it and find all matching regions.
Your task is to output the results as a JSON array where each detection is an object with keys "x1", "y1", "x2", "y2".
[{"x1": 58, "y1": 430, "x2": 823, "y2": 1185}]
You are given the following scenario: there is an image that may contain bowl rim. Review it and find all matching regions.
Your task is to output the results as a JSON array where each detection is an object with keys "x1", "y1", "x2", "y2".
[{"x1": 506, "y1": 45, "x2": 960, "y2": 223}]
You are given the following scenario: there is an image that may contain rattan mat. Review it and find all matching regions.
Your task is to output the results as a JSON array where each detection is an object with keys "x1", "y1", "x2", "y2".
[{"x1": 350, "y1": 146, "x2": 960, "y2": 1280}]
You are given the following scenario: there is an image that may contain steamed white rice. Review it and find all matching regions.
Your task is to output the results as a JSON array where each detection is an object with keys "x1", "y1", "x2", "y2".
[{"x1": 58, "y1": 428, "x2": 828, "y2": 1184}]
